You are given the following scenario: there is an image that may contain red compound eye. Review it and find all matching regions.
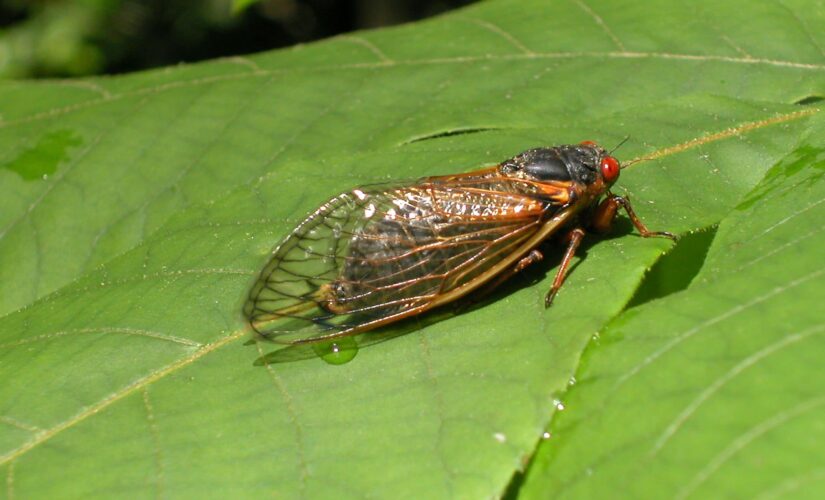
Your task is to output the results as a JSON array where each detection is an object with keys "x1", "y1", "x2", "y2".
[
  {"x1": 601, "y1": 156, "x2": 620, "y2": 183},
  {"x1": 580, "y1": 140, "x2": 598, "y2": 147}
]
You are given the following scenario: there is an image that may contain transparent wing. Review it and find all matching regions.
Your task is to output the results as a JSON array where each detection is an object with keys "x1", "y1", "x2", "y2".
[{"x1": 244, "y1": 174, "x2": 562, "y2": 344}]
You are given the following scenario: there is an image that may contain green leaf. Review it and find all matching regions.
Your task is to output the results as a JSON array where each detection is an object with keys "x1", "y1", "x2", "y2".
[
  {"x1": 231, "y1": 0, "x2": 260, "y2": 14},
  {"x1": 0, "y1": 0, "x2": 823, "y2": 497},
  {"x1": 521, "y1": 134, "x2": 825, "y2": 499}
]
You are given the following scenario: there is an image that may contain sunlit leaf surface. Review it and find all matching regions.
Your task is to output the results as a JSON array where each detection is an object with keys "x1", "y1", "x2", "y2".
[
  {"x1": 1, "y1": 0, "x2": 822, "y2": 497},
  {"x1": 521, "y1": 141, "x2": 825, "y2": 499}
]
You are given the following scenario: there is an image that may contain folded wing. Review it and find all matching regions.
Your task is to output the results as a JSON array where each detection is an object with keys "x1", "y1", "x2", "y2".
[{"x1": 244, "y1": 174, "x2": 562, "y2": 344}]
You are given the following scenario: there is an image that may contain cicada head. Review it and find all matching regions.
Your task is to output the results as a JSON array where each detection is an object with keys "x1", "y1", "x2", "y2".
[
  {"x1": 580, "y1": 140, "x2": 621, "y2": 187},
  {"x1": 499, "y1": 141, "x2": 621, "y2": 188}
]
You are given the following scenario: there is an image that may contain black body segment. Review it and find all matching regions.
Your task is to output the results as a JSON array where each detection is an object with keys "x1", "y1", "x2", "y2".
[{"x1": 499, "y1": 144, "x2": 605, "y2": 185}]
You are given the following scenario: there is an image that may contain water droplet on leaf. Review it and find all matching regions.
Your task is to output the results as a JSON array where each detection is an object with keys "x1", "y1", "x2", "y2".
[{"x1": 313, "y1": 337, "x2": 358, "y2": 365}]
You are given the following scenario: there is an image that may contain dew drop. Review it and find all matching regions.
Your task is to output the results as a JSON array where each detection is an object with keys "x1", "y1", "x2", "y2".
[
  {"x1": 542, "y1": 431, "x2": 551, "y2": 440},
  {"x1": 312, "y1": 337, "x2": 358, "y2": 365}
]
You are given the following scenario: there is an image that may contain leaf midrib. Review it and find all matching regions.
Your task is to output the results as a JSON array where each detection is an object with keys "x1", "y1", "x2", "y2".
[{"x1": 2, "y1": 49, "x2": 823, "y2": 131}]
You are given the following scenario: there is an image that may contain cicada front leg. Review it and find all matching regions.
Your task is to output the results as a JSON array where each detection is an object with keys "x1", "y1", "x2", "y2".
[
  {"x1": 545, "y1": 195, "x2": 677, "y2": 308},
  {"x1": 591, "y1": 194, "x2": 677, "y2": 240}
]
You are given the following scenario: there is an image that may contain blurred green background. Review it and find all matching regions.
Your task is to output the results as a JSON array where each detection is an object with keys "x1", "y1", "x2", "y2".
[{"x1": 0, "y1": 0, "x2": 477, "y2": 78}]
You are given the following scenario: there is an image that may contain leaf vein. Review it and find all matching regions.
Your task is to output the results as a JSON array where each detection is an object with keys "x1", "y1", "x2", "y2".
[
  {"x1": 651, "y1": 322, "x2": 825, "y2": 455},
  {"x1": 336, "y1": 35, "x2": 395, "y2": 63},
  {"x1": 255, "y1": 341, "x2": 309, "y2": 493},
  {"x1": 627, "y1": 108, "x2": 821, "y2": 165},
  {"x1": 0, "y1": 329, "x2": 247, "y2": 466},
  {"x1": 2, "y1": 52, "x2": 822, "y2": 130},
  {"x1": 614, "y1": 267, "x2": 825, "y2": 388},
  {"x1": 5, "y1": 460, "x2": 14, "y2": 500},
  {"x1": 676, "y1": 395, "x2": 825, "y2": 500},
  {"x1": 461, "y1": 18, "x2": 534, "y2": 54},
  {"x1": 570, "y1": 0, "x2": 626, "y2": 51},
  {"x1": 141, "y1": 387, "x2": 165, "y2": 498},
  {"x1": 0, "y1": 417, "x2": 42, "y2": 434},
  {"x1": 418, "y1": 335, "x2": 455, "y2": 496},
  {"x1": 0, "y1": 327, "x2": 202, "y2": 349}
]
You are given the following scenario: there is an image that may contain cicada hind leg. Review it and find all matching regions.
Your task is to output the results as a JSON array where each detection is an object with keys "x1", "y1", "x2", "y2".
[
  {"x1": 544, "y1": 194, "x2": 676, "y2": 307},
  {"x1": 457, "y1": 250, "x2": 545, "y2": 311}
]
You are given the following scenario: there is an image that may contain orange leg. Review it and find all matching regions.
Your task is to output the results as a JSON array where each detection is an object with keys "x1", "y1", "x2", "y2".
[
  {"x1": 592, "y1": 195, "x2": 677, "y2": 240},
  {"x1": 515, "y1": 249, "x2": 544, "y2": 273},
  {"x1": 545, "y1": 228, "x2": 585, "y2": 307},
  {"x1": 462, "y1": 250, "x2": 544, "y2": 308},
  {"x1": 545, "y1": 196, "x2": 675, "y2": 308},
  {"x1": 483, "y1": 249, "x2": 545, "y2": 296}
]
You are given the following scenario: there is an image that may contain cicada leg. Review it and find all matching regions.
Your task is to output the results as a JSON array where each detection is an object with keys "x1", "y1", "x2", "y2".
[
  {"x1": 458, "y1": 250, "x2": 544, "y2": 310},
  {"x1": 592, "y1": 194, "x2": 677, "y2": 240},
  {"x1": 488, "y1": 249, "x2": 545, "y2": 291},
  {"x1": 544, "y1": 228, "x2": 585, "y2": 307},
  {"x1": 545, "y1": 196, "x2": 677, "y2": 308}
]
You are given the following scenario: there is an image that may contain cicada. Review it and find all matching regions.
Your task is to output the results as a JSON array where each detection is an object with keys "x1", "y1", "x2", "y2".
[{"x1": 244, "y1": 142, "x2": 675, "y2": 345}]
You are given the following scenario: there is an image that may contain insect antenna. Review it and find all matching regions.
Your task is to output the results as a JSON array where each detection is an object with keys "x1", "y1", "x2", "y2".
[
  {"x1": 608, "y1": 136, "x2": 631, "y2": 156},
  {"x1": 617, "y1": 138, "x2": 663, "y2": 170}
]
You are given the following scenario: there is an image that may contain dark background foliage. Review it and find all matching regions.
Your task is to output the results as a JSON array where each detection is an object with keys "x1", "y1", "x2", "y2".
[{"x1": 0, "y1": 0, "x2": 477, "y2": 78}]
